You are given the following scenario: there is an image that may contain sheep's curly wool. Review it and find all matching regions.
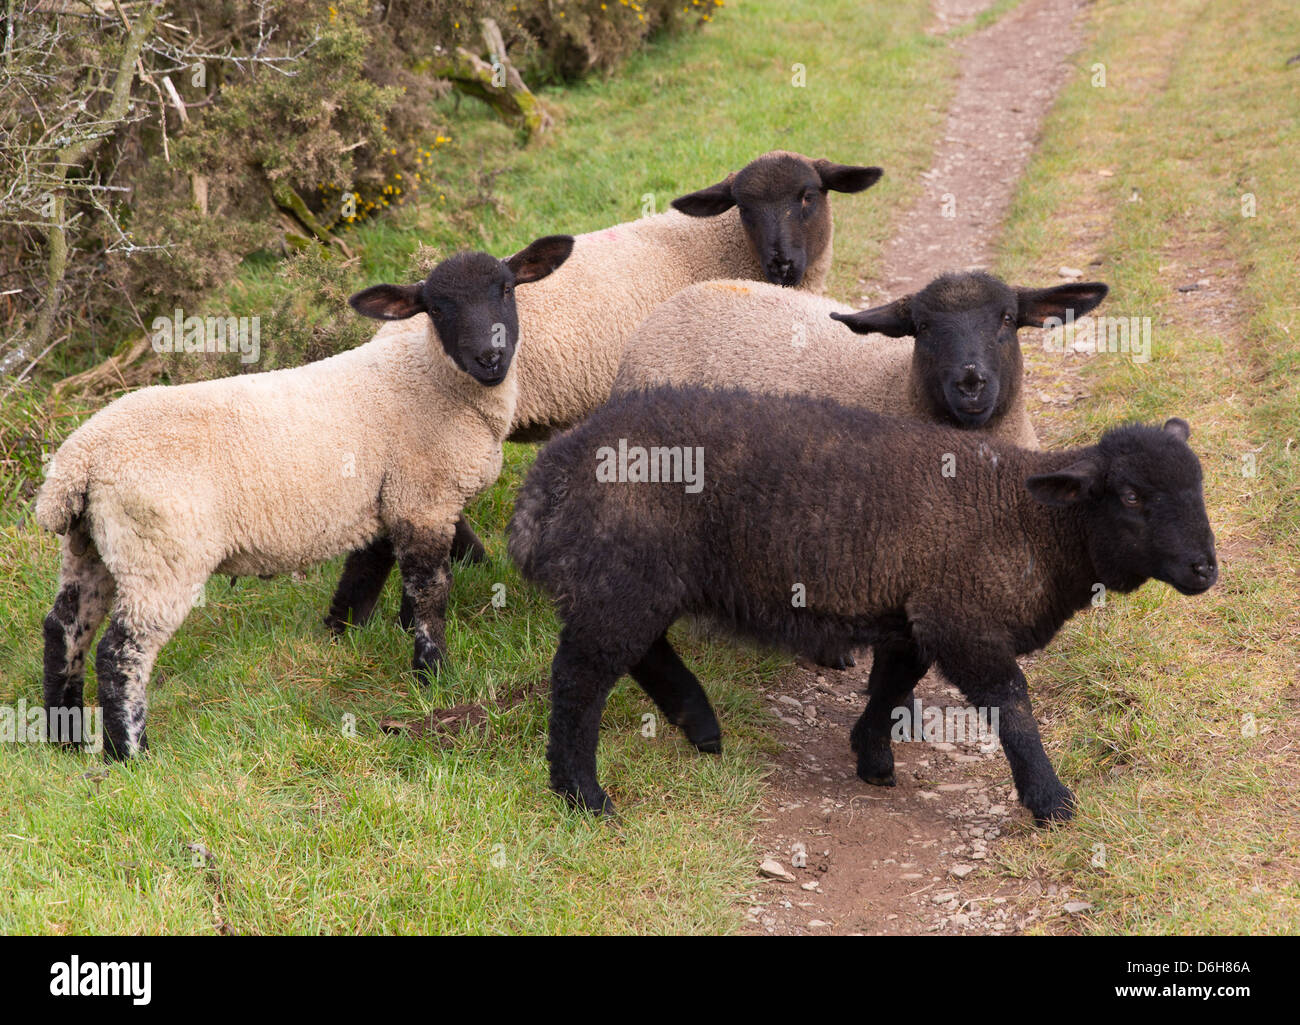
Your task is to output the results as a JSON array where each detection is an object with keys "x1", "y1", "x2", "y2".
[
  {"x1": 509, "y1": 385, "x2": 1218, "y2": 823},
  {"x1": 37, "y1": 325, "x2": 510, "y2": 634}
]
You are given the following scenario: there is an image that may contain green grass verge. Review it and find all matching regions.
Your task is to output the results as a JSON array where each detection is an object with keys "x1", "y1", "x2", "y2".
[
  {"x1": 993, "y1": 0, "x2": 1300, "y2": 934},
  {"x1": 0, "y1": 0, "x2": 957, "y2": 934}
]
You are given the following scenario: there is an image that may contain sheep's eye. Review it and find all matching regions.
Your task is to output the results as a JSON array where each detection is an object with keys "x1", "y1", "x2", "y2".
[
  {"x1": 1002, "y1": 312, "x2": 1015, "y2": 326},
  {"x1": 801, "y1": 192, "x2": 815, "y2": 208},
  {"x1": 1120, "y1": 489, "x2": 1140, "y2": 508},
  {"x1": 502, "y1": 283, "x2": 513, "y2": 296},
  {"x1": 917, "y1": 321, "x2": 930, "y2": 333}
]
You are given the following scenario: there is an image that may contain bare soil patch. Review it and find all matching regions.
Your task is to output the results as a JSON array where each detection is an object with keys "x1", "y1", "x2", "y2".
[{"x1": 743, "y1": 0, "x2": 1095, "y2": 936}]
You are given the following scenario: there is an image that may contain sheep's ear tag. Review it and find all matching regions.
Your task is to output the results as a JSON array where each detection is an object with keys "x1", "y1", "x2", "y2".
[{"x1": 1025, "y1": 459, "x2": 1098, "y2": 507}]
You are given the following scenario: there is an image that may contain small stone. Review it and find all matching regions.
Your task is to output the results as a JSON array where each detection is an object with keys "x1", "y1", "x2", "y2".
[
  {"x1": 988, "y1": 804, "x2": 1007, "y2": 815},
  {"x1": 1063, "y1": 901, "x2": 1093, "y2": 914},
  {"x1": 808, "y1": 919, "x2": 830, "y2": 928},
  {"x1": 1058, "y1": 266, "x2": 1083, "y2": 279},
  {"x1": 900, "y1": 873, "x2": 924, "y2": 881},
  {"x1": 777, "y1": 696, "x2": 804, "y2": 710},
  {"x1": 938, "y1": 783, "x2": 971, "y2": 792},
  {"x1": 918, "y1": 791, "x2": 939, "y2": 801},
  {"x1": 950, "y1": 913, "x2": 970, "y2": 927},
  {"x1": 759, "y1": 859, "x2": 796, "y2": 882},
  {"x1": 801, "y1": 881, "x2": 820, "y2": 891},
  {"x1": 932, "y1": 891, "x2": 958, "y2": 904},
  {"x1": 950, "y1": 864, "x2": 976, "y2": 879}
]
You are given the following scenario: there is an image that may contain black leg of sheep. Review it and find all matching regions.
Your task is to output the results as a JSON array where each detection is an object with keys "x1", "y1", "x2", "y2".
[
  {"x1": 628, "y1": 633, "x2": 723, "y2": 753},
  {"x1": 849, "y1": 638, "x2": 930, "y2": 787},
  {"x1": 325, "y1": 537, "x2": 397, "y2": 634},
  {"x1": 326, "y1": 517, "x2": 486, "y2": 636},
  {"x1": 547, "y1": 633, "x2": 623, "y2": 816},
  {"x1": 941, "y1": 659, "x2": 1075, "y2": 825},
  {"x1": 451, "y1": 517, "x2": 488, "y2": 564}
]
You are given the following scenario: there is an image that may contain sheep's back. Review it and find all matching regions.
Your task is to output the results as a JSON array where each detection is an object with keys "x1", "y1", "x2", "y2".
[{"x1": 612, "y1": 281, "x2": 916, "y2": 418}]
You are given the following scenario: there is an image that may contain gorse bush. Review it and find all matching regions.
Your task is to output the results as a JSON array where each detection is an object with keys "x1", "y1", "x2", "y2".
[{"x1": 0, "y1": 0, "x2": 717, "y2": 380}]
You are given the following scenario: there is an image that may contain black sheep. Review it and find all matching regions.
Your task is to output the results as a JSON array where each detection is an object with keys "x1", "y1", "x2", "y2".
[{"x1": 508, "y1": 386, "x2": 1218, "y2": 824}]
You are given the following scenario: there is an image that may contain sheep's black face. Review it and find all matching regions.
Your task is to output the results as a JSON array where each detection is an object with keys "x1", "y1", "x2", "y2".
[
  {"x1": 831, "y1": 273, "x2": 1109, "y2": 430},
  {"x1": 910, "y1": 284, "x2": 1018, "y2": 428},
  {"x1": 347, "y1": 235, "x2": 574, "y2": 386},
  {"x1": 1027, "y1": 419, "x2": 1219, "y2": 597},
  {"x1": 422, "y1": 253, "x2": 521, "y2": 385},
  {"x1": 672, "y1": 153, "x2": 882, "y2": 288}
]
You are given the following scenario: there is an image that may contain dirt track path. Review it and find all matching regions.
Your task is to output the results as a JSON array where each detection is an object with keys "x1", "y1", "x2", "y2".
[{"x1": 742, "y1": 0, "x2": 1091, "y2": 936}]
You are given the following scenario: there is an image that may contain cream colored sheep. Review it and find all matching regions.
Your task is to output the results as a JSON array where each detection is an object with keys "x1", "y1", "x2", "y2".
[
  {"x1": 612, "y1": 272, "x2": 1111, "y2": 451},
  {"x1": 326, "y1": 151, "x2": 883, "y2": 623},
  {"x1": 35, "y1": 236, "x2": 573, "y2": 761}
]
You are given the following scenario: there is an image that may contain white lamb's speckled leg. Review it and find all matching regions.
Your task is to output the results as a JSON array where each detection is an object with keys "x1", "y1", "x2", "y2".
[
  {"x1": 95, "y1": 584, "x2": 197, "y2": 762},
  {"x1": 43, "y1": 532, "x2": 116, "y2": 748},
  {"x1": 388, "y1": 519, "x2": 456, "y2": 681}
]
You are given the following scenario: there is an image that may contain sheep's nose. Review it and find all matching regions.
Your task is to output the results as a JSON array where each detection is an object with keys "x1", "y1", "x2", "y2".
[
  {"x1": 768, "y1": 258, "x2": 796, "y2": 284},
  {"x1": 476, "y1": 350, "x2": 502, "y2": 370},
  {"x1": 955, "y1": 366, "x2": 987, "y2": 398},
  {"x1": 1191, "y1": 556, "x2": 1218, "y2": 583}
]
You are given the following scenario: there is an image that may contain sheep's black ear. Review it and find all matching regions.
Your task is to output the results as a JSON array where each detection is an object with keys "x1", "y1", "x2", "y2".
[
  {"x1": 830, "y1": 297, "x2": 914, "y2": 338},
  {"x1": 671, "y1": 176, "x2": 737, "y2": 217},
  {"x1": 1026, "y1": 459, "x2": 1100, "y2": 507},
  {"x1": 1016, "y1": 282, "x2": 1108, "y2": 328},
  {"x1": 349, "y1": 283, "x2": 425, "y2": 320},
  {"x1": 813, "y1": 160, "x2": 883, "y2": 194},
  {"x1": 1163, "y1": 417, "x2": 1191, "y2": 442},
  {"x1": 507, "y1": 234, "x2": 575, "y2": 285}
]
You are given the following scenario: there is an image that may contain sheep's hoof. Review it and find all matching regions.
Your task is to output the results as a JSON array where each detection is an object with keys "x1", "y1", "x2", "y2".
[
  {"x1": 102, "y1": 731, "x2": 148, "y2": 764},
  {"x1": 555, "y1": 784, "x2": 616, "y2": 818},
  {"x1": 856, "y1": 754, "x2": 896, "y2": 787},
  {"x1": 454, "y1": 543, "x2": 488, "y2": 566},
  {"x1": 692, "y1": 734, "x2": 723, "y2": 755},
  {"x1": 323, "y1": 612, "x2": 349, "y2": 637},
  {"x1": 815, "y1": 650, "x2": 857, "y2": 671},
  {"x1": 411, "y1": 638, "x2": 444, "y2": 681},
  {"x1": 1026, "y1": 784, "x2": 1075, "y2": 826}
]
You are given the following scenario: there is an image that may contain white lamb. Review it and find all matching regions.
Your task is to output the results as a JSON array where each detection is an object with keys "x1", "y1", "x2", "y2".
[{"x1": 35, "y1": 235, "x2": 574, "y2": 760}]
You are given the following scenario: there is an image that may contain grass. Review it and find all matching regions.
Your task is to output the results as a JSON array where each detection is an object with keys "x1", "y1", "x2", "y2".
[
  {"x1": 0, "y1": 0, "x2": 959, "y2": 934},
  {"x1": 992, "y1": 0, "x2": 1300, "y2": 933}
]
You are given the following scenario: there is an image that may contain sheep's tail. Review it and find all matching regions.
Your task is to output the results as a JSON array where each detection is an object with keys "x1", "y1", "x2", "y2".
[
  {"x1": 507, "y1": 460, "x2": 570, "y2": 585},
  {"x1": 34, "y1": 442, "x2": 93, "y2": 536},
  {"x1": 506, "y1": 476, "x2": 550, "y2": 582}
]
